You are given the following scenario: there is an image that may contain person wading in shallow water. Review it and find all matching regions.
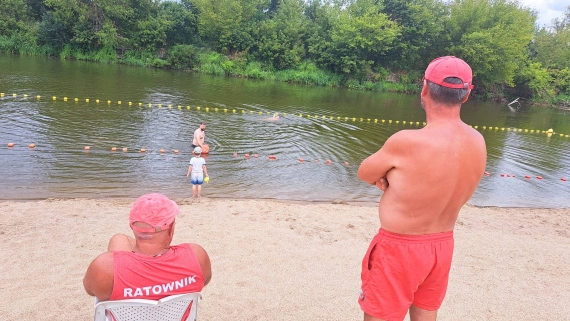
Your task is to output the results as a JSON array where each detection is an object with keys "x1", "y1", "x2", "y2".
[
  {"x1": 357, "y1": 56, "x2": 487, "y2": 321},
  {"x1": 191, "y1": 122, "x2": 206, "y2": 149}
]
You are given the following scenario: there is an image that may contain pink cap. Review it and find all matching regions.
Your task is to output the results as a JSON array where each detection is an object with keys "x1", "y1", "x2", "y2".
[
  {"x1": 129, "y1": 193, "x2": 179, "y2": 233},
  {"x1": 424, "y1": 56, "x2": 473, "y2": 89}
]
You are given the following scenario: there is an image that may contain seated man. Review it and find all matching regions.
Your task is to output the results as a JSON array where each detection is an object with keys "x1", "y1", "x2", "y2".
[{"x1": 83, "y1": 193, "x2": 211, "y2": 303}]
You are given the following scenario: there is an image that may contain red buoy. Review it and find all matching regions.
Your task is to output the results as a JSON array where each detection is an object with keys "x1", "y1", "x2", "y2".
[{"x1": 269, "y1": 155, "x2": 277, "y2": 160}]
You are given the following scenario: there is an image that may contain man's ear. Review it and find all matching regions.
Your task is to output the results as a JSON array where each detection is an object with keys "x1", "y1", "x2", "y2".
[
  {"x1": 461, "y1": 90, "x2": 471, "y2": 103},
  {"x1": 421, "y1": 80, "x2": 428, "y2": 98}
]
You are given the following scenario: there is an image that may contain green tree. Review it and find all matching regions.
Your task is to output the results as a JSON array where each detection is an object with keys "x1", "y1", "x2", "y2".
[
  {"x1": 0, "y1": 0, "x2": 32, "y2": 36},
  {"x1": 445, "y1": 0, "x2": 535, "y2": 88},
  {"x1": 326, "y1": 0, "x2": 400, "y2": 75},
  {"x1": 254, "y1": 0, "x2": 308, "y2": 69},
  {"x1": 192, "y1": 0, "x2": 263, "y2": 53},
  {"x1": 380, "y1": 0, "x2": 448, "y2": 70},
  {"x1": 532, "y1": 6, "x2": 570, "y2": 70}
]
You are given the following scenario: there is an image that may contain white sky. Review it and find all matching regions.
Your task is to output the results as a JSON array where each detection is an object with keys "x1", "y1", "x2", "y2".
[{"x1": 519, "y1": 0, "x2": 569, "y2": 26}]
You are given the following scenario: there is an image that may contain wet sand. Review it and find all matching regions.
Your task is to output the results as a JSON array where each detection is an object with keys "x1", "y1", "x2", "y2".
[{"x1": 0, "y1": 198, "x2": 568, "y2": 320}]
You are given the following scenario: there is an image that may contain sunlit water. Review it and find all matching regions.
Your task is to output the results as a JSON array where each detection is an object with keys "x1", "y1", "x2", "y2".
[{"x1": 0, "y1": 55, "x2": 569, "y2": 207}]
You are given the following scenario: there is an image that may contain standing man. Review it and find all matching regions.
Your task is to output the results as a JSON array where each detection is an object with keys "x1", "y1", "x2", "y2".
[
  {"x1": 357, "y1": 56, "x2": 487, "y2": 321},
  {"x1": 83, "y1": 193, "x2": 212, "y2": 303},
  {"x1": 191, "y1": 122, "x2": 206, "y2": 149}
]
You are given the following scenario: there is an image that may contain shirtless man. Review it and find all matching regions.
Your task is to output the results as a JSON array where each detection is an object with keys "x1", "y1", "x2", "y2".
[
  {"x1": 191, "y1": 122, "x2": 206, "y2": 149},
  {"x1": 357, "y1": 56, "x2": 487, "y2": 321}
]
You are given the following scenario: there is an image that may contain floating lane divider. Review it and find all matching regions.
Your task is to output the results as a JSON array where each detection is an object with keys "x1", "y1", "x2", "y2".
[
  {"x1": 4, "y1": 142, "x2": 568, "y2": 180},
  {"x1": 2, "y1": 92, "x2": 570, "y2": 138},
  {"x1": 482, "y1": 171, "x2": 567, "y2": 181}
]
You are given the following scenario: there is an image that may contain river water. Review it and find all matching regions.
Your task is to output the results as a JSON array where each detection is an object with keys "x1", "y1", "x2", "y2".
[{"x1": 0, "y1": 55, "x2": 569, "y2": 207}]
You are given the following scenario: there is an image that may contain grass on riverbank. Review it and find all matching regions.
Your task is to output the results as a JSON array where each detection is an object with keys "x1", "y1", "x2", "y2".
[{"x1": 1, "y1": 37, "x2": 568, "y2": 108}]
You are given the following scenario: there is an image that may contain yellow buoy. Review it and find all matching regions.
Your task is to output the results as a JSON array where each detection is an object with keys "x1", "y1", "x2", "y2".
[
  {"x1": 52, "y1": 96, "x2": 56, "y2": 100},
  {"x1": 118, "y1": 101, "x2": 122, "y2": 105},
  {"x1": 13, "y1": 93, "x2": 17, "y2": 97},
  {"x1": 148, "y1": 103, "x2": 152, "y2": 107},
  {"x1": 107, "y1": 100, "x2": 111, "y2": 104},
  {"x1": 168, "y1": 104, "x2": 172, "y2": 108},
  {"x1": 0, "y1": 93, "x2": 4, "y2": 97},
  {"x1": 139, "y1": 102, "x2": 143, "y2": 106},
  {"x1": 178, "y1": 105, "x2": 181, "y2": 109},
  {"x1": 224, "y1": 109, "x2": 227, "y2": 112},
  {"x1": 547, "y1": 128, "x2": 554, "y2": 133},
  {"x1": 129, "y1": 102, "x2": 132, "y2": 106},
  {"x1": 403, "y1": 121, "x2": 406, "y2": 124},
  {"x1": 196, "y1": 107, "x2": 201, "y2": 111},
  {"x1": 158, "y1": 104, "x2": 162, "y2": 108},
  {"x1": 352, "y1": 117, "x2": 356, "y2": 121},
  {"x1": 96, "y1": 99, "x2": 100, "y2": 103},
  {"x1": 74, "y1": 98, "x2": 78, "y2": 102},
  {"x1": 395, "y1": 121, "x2": 399, "y2": 124},
  {"x1": 389, "y1": 120, "x2": 392, "y2": 123},
  {"x1": 64, "y1": 97, "x2": 68, "y2": 101},
  {"x1": 232, "y1": 109, "x2": 236, "y2": 113},
  {"x1": 187, "y1": 106, "x2": 190, "y2": 110},
  {"x1": 85, "y1": 99, "x2": 89, "y2": 103},
  {"x1": 23, "y1": 94, "x2": 28, "y2": 98},
  {"x1": 36, "y1": 95, "x2": 41, "y2": 99},
  {"x1": 374, "y1": 119, "x2": 378, "y2": 123}
]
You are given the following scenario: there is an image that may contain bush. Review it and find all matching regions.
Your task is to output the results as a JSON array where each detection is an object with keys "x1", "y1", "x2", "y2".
[{"x1": 167, "y1": 44, "x2": 198, "y2": 70}]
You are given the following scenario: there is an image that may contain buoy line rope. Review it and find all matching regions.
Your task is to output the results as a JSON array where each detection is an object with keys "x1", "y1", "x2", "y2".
[{"x1": 1, "y1": 92, "x2": 570, "y2": 138}]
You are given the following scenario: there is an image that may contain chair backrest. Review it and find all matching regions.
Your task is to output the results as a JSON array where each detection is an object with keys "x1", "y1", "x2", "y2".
[{"x1": 94, "y1": 292, "x2": 201, "y2": 321}]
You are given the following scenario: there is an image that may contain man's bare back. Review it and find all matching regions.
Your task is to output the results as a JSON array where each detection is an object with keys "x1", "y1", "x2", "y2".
[
  {"x1": 358, "y1": 119, "x2": 486, "y2": 234},
  {"x1": 357, "y1": 56, "x2": 486, "y2": 321}
]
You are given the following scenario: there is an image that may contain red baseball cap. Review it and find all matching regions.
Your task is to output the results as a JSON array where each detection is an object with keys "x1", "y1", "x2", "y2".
[
  {"x1": 424, "y1": 56, "x2": 473, "y2": 89},
  {"x1": 129, "y1": 193, "x2": 179, "y2": 233}
]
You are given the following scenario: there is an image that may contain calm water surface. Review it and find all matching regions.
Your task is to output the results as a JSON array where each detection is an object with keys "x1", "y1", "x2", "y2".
[{"x1": 0, "y1": 55, "x2": 569, "y2": 207}]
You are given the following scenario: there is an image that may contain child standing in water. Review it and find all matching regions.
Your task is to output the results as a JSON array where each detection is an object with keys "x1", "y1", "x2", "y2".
[{"x1": 186, "y1": 147, "x2": 209, "y2": 199}]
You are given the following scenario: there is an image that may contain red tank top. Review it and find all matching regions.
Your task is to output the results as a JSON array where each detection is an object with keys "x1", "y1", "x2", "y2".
[{"x1": 110, "y1": 243, "x2": 204, "y2": 301}]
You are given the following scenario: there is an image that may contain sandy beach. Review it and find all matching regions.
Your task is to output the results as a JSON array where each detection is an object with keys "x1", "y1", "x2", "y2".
[{"x1": 0, "y1": 198, "x2": 569, "y2": 320}]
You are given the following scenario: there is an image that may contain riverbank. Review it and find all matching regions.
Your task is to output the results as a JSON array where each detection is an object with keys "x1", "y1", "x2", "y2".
[{"x1": 0, "y1": 198, "x2": 568, "y2": 320}]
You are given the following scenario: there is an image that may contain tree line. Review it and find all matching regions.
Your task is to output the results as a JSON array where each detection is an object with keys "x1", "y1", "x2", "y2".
[{"x1": 0, "y1": 0, "x2": 569, "y2": 106}]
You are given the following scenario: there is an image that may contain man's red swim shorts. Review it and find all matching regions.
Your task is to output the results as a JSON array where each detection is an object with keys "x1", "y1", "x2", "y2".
[{"x1": 359, "y1": 228, "x2": 454, "y2": 321}]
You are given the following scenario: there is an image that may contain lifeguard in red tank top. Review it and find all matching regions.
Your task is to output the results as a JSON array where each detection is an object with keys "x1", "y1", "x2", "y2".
[{"x1": 110, "y1": 243, "x2": 204, "y2": 301}]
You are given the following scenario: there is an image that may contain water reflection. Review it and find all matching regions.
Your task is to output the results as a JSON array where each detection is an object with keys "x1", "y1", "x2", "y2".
[{"x1": 0, "y1": 55, "x2": 569, "y2": 207}]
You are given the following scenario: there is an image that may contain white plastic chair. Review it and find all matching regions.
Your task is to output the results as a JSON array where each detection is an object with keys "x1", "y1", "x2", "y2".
[{"x1": 94, "y1": 292, "x2": 202, "y2": 321}]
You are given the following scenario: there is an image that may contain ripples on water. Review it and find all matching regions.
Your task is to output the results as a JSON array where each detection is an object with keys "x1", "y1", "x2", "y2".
[{"x1": 0, "y1": 55, "x2": 569, "y2": 207}]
